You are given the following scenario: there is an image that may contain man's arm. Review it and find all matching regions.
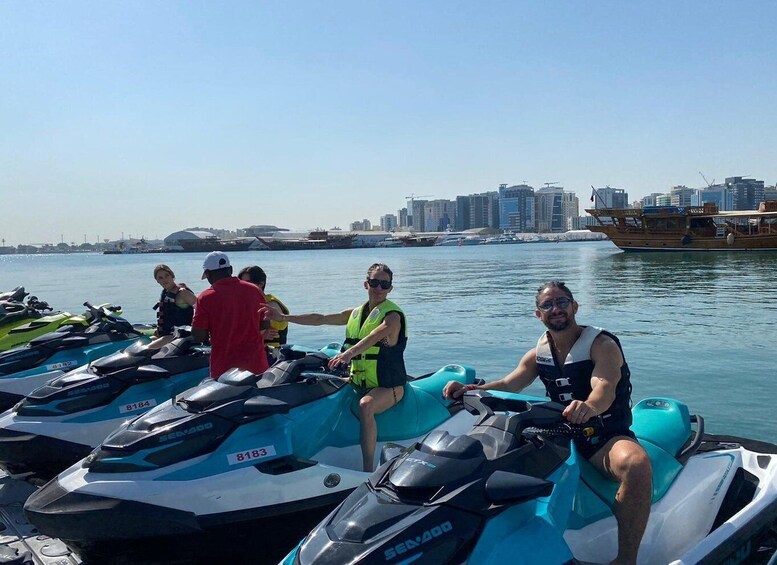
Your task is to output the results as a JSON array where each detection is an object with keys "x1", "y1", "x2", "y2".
[
  {"x1": 190, "y1": 296, "x2": 208, "y2": 343},
  {"x1": 191, "y1": 327, "x2": 209, "y2": 343},
  {"x1": 563, "y1": 334, "x2": 624, "y2": 424},
  {"x1": 443, "y1": 348, "x2": 539, "y2": 399},
  {"x1": 273, "y1": 308, "x2": 353, "y2": 326}
]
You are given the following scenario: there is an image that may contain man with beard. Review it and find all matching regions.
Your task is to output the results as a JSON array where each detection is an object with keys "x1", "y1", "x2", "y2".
[{"x1": 443, "y1": 281, "x2": 652, "y2": 565}]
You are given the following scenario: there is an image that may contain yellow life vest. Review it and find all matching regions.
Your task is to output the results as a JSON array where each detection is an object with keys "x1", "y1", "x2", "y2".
[
  {"x1": 265, "y1": 293, "x2": 289, "y2": 347},
  {"x1": 344, "y1": 300, "x2": 407, "y2": 389}
]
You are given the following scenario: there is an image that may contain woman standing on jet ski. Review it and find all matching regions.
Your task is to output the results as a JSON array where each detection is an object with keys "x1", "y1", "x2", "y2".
[
  {"x1": 268, "y1": 263, "x2": 407, "y2": 472},
  {"x1": 152, "y1": 264, "x2": 197, "y2": 338}
]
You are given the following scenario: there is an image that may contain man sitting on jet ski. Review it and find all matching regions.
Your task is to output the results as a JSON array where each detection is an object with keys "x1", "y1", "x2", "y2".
[
  {"x1": 267, "y1": 262, "x2": 406, "y2": 473},
  {"x1": 443, "y1": 280, "x2": 653, "y2": 565}
]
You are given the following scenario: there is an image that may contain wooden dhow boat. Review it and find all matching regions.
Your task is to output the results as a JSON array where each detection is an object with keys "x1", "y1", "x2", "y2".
[{"x1": 586, "y1": 201, "x2": 777, "y2": 252}]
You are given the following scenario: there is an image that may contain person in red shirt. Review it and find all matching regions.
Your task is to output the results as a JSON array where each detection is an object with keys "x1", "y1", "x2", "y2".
[{"x1": 191, "y1": 252, "x2": 269, "y2": 379}]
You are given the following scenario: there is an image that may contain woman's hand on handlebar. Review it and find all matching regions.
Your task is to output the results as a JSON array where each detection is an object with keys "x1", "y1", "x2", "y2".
[
  {"x1": 327, "y1": 350, "x2": 353, "y2": 371},
  {"x1": 442, "y1": 380, "x2": 476, "y2": 400}
]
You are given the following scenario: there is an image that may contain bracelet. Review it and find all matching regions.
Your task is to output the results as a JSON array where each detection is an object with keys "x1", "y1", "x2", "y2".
[{"x1": 465, "y1": 384, "x2": 479, "y2": 391}]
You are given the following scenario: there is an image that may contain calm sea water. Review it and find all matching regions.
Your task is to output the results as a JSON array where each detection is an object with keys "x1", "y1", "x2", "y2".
[{"x1": 1, "y1": 242, "x2": 775, "y2": 442}]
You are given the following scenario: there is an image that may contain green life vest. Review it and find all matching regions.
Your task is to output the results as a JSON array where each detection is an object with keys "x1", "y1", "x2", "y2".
[
  {"x1": 344, "y1": 300, "x2": 407, "y2": 389},
  {"x1": 264, "y1": 293, "x2": 289, "y2": 347}
]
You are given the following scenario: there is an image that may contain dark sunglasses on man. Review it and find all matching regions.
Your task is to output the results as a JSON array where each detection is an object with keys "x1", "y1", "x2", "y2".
[
  {"x1": 367, "y1": 279, "x2": 392, "y2": 290},
  {"x1": 537, "y1": 297, "x2": 572, "y2": 312}
]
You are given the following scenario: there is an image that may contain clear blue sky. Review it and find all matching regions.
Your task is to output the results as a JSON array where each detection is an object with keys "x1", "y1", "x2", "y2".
[{"x1": 2, "y1": 1, "x2": 776, "y2": 245}]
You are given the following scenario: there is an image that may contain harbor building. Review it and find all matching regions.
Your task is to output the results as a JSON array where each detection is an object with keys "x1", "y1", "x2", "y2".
[
  {"x1": 498, "y1": 184, "x2": 535, "y2": 232},
  {"x1": 242, "y1": 225, "x2": 286, "y2": 237},
  {"x1": 164, "y1": 230, "x2": 218, "y2": 248}
]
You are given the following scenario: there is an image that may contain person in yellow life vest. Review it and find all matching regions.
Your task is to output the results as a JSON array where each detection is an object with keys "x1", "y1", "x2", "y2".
[
  {"x1": 267, "y1": 263, "x2": 407, "y2": 472},
  {"x1": 237, "y1": 265, "x2": 289, "y2": 347}
]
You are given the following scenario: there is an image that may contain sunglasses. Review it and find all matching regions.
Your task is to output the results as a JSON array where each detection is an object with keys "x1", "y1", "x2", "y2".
[
  {"x1": 367, "y1": 279, "x2": 392, "y2": 290},
  {"x1": 537, "y1": 297, "x2": 572, "y2": 312}
]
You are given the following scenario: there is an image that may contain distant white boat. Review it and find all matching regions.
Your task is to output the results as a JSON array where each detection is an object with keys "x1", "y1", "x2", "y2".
[
  {"x1": 483, "y1": 235, "x2": 522, "y2": 245},
  {"x1": 435, "y1": 234, "x2": 482, "y2": 246},
  {"x1": 375, "y1": 237, "x2": 403, "y2": 248}
]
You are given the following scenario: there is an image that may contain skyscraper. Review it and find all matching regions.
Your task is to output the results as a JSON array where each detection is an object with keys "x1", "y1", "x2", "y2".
[
  {"x1": 725, "y1": 177, "x2": 765, "y2": 210},
  {"x1": 499, "y1": 184, "x2": 535, "y2": 231},
  {"x1": 591, "y1": 186, "x2": 629, "y2": 209},
  {"x1": 536, "y1": 186, "x2": 565, "y2": 233},
  {"x1": 424, "y1": 200, "x2": 456, "y2": 231},
  {"x1": 380, "y1": 214, "x2": 398, "y2": 232},
  {"x1": 561, "y1": 192, "x2": 579, "y2": 231},
  {"x1": 670, "y1": 186, "x2": 696, "y2": 207}
]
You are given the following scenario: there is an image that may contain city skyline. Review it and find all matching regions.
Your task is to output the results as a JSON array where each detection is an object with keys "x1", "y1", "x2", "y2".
[{"x1": 3, "y1": 2, "x2": 777, "y2": 246}]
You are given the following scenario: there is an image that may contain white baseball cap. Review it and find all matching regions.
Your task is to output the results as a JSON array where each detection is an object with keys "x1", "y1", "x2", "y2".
[{"x1": 201, "y1": 251, "x2": 231, "y2": 279}]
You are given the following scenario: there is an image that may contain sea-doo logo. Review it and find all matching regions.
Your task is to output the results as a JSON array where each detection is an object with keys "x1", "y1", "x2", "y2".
[
  {"x1": 159, "y1": 422, "x2": 214, "y2": 443},
  {"x1": 384, "y1": 521, "x2": 453, "y2": 561},
  {"x1": 67, "y1": 382, "x2": 110, "y2": 396},
  {"x1": 405, "y1": 457, "x2": 437, "y2": 470}
]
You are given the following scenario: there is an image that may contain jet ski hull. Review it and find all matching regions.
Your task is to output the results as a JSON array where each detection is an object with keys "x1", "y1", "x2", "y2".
[
  {"x1": 0, "y1": 340, "x2": 140, "y2": 412},
  {"x1": 281, "y1": 395, "x2": 777, "y2": 565},
  {"x1": 0, "y1": 334, "x2": 210, "y2": 480},
  {"x1": 25, "y1": 363, "x2": 478, "y2": 561}
]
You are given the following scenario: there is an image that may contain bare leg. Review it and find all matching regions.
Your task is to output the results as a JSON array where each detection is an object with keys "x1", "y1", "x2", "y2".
[
  {"x1": 358, "y1": 386, "x2": 405, "y2": 472},
  {"x1": 588, "y1": 437, "x2": 652, "y2": 565}
]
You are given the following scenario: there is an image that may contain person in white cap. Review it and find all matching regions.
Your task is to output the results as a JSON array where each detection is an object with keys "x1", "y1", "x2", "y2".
[{"x1": 191, "y1": 251, "x2": 269, "y2": 378}]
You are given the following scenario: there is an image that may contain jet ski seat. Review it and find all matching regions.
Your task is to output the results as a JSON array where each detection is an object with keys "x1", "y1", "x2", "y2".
[
  {"x1": 349, "y1": 364, "x2": 476, "y2": 442},
  {"x1": 569, "y1": 398, "x2": 694, "y2": 529}
]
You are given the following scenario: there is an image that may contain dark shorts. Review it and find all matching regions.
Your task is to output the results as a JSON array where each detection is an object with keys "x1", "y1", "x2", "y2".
[
  {"x1": 575, "y1": 428, "x2": 637, "y2": 460},
  {"x1": 350, "y1": 381, "x2": 374, "y2": 397}
]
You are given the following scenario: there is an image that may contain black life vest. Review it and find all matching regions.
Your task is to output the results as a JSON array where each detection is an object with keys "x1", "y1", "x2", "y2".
[
  {"x1": 154, "y1": 289, "x2": 193, "y2": 336},
  {"x1": 535, "y1": 326, "x2": 633, "y2": 434}
]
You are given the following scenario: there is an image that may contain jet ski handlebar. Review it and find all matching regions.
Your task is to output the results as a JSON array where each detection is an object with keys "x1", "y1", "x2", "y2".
[
  {"x1": 83, "y1": 302, "x2": 122, "y2": 319},
  {"x1": 462, "y1": 390, "x2": 604, "y2": 440},
  {"x1": 27, "y1": 296, "x2": 53, "y2": 311}
]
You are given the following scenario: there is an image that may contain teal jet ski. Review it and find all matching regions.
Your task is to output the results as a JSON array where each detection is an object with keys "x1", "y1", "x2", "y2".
[
  {"x1": 0, "y1": 327, "x2": 211, "y2": 481},
  {"x1": 24, "y1": 355, "x2": 476, "y2": 564},
  {"x1": 0, "y1": 302, "x2": 155, "y2": 412},
  {"x1": 283, "y1": 390, "x2": 777, "y2": 565}
]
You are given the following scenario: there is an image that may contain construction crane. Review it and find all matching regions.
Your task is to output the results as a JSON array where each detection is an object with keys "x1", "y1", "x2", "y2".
[
  {"x1": 698, "y1": 172, "x2": 715, "y2": 187},
  {"x1": 543, "y1": 182, "x2": 560, "y2": 188}
]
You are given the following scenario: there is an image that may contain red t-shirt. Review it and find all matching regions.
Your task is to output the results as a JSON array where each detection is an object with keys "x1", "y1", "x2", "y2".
[{"x1": 192, "y1": 277, "x2": 269, "y2": 378}]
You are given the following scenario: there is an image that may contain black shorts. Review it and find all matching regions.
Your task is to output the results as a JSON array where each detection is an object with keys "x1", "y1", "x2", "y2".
[{"x1": 574, "y1": 428, "x2": 637, "y2": 460}]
